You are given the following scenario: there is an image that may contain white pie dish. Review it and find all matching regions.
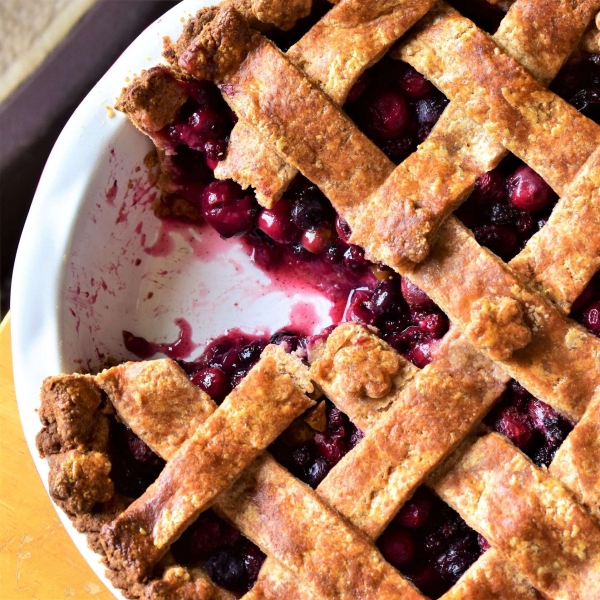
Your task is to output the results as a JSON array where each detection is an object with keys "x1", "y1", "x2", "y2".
[{"x1": 10, "y1": 1, "x2": 332, "y2": 596}]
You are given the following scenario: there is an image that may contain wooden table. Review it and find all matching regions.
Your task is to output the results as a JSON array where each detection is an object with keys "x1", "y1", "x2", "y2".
[{"x1": 0, "y1": 315, "x2": 113, "y2": 599}]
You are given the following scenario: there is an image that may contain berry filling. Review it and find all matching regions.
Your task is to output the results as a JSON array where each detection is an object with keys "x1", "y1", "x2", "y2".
[
  {"x1": 446, "y1": 0, "x2": 507, "y2": 34},
  {"x1": 344, "y1": 56, "x2": 449, "y2": 164},
  {"x1": 484, "y1": 380, "x2": 574, "y2": 468},
  {"x1": 551, "y1": 53, "x2": 600, "y2": 125},
  {"x1": 109, "y1": 419, "x2": 165, "y2": 500},
  {"x1": 377, "y1": 486, "x2": 485, "y2": 599},
  {"x1": 455, "y1": 155, "x2": 558, "y2": 261},
  {"x1": 270, "y1": 400, "x2": 365, "y2": 489},
  {"x1": 570, "y1": 270, "x2": 600, "y2": 337},
  {"x1": 171, "y1": 509, "x2": 266, "y2": 595}
]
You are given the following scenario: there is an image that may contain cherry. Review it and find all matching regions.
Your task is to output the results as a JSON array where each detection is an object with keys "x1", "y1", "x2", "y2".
[
  {"x1": 346, "y1": 72, "x2": 369, "y2": 104},
  {"x1": 314, "y1": 426, "x2": 349, "y2": 465},
  {"x1": 507, "y1": 165, "x2": 556, "y2": 213},
  {"x1": 367, "y1": 90, "x2": 410, "y2": 138},
  {"x1": 335, "y1": 215, "x2": 352, "y2": 242},
  {"x1": 191, "y1": 367, "x2": 230, "y2": 404},
  {"x1": 395, "y1": 489, "x2": 432, "y2": 528},
  {"x1": 124, "y1": 428, "x2": 162, "y2": 466},
  {"x1": 469, "y1": 169, "x2": 506, "y2": 205},
  {"x1": 398, "y1": 65, "x2": 434, "y2": 98},
  {"x1": 201, "y1": 181, "x2": 258, "y2": 238},
  {"x1": 478, "y1": 534, "x2": 491, "y2": 552},
  {"x1": 269, "y1": 330, "x2": 301, "y2": 353},
  {"x1": 328, "y1": 406, "x2": 349, "y2": 430},
  {"x1": 582, "y1": 300, "x2": 600, "y2": 335},
  {"x1": 257, "y1": 200, "x2": 301, "y2": 244},
  {"x1": 401, "y1": 278, "x2": 435, "y2": 310},
  {"x1": 436, "y1": 547, "x2": 479, "y2": 584},
  {"x1": 378, "y1": 528, "x2": 416, "y2": 567},
  {"x1": 237, "y1": 340, "x2": 266, "y2": 368},
  {"x1": 301, "y1": 228, "x2": 331, "y2": 254},
  {"x1": 242, "y1": 543, "x2": 266, "y2": 585},
  {"x1": 489, "y1": 405, "x2": 533, "y2": 449}
]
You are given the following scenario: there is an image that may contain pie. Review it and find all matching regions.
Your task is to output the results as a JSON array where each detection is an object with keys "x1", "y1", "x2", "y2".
[{"x1": 35, "y1": 1, "x2": 600, "y2": 599}]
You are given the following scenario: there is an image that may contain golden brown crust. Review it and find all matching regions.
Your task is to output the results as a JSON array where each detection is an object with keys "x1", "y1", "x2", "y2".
[
  {"x1": 143, "y1": 566, "x2": 234, "y2": 600},
  {"x1": 214, "y1": 455, "x2": 425, "y2": 600},
  {"x1": 96, "y1": 359, "x2": 215, "y2": 462},
  {"x1": 315, "y1": 329, "x2": 509, "y2": 539},
  {"x1": 510, "y1": 146, "x2": 600, "y2": 313},
  {"x1": 214, "y1": 119, "x2": 298, "y2": 208},
  {"x1": 354, "y1": 0, "x2": 599, "y2": 267},
  {"x1": 550, "y1": 396, "x2": 600, "y2": 523},
  {"x1": 36, "y1": 373, "x2": 106, "y2": 457},
  {"x1": 350, "y1": 102, "x2": 504, "y2": 267},
  {"x1": 243, "y1": 557, "x2": 319, "y2": 600},
  {"x1": 430, "y1": 433, "x2": 600, "y2": 600},
  {"x1": 309, "y1": 323, "x2": 417, "y2": 431},
  {"x1": 178, "y1": 8, "x2": 261, "y2": 82},
  {"x1": 464, "y1": 296, "x2": 532, "y2": 361},
  {"x1": 101, "y1": 353, "x2": 313, "y2": 584},
  {"x1": 396, "y1": 3, "x2": 600, "y2": 199},
  {"x1": 213, "y1": 0, "x2": 435, "y2": 207},
  {"x1": 494, "y1": 0, "x2": 600, "y2": 84},
  {"x1": 115, "y1": 66, "x2": 187, "y2": 136},
  {"x1": 48, "y1": 450, "x2": 114, "y2": 515}
]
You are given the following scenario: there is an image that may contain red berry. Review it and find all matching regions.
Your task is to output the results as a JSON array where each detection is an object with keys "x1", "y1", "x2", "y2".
[
  {"x1": 301, "y1": 228, "x2": 331, "y2": 254},
  {"x1": 491, "y1": 405, "x2": 533, "y2": 449},
  {"x1": 378, "y1": 528, "x2": 416, "y2": 567},
  {"x1": 507, "y1": 165, "x2": 556, "y2": 213},
  {"x1": 368, "y1": 90, "x2": 410, "y2": 138},
  {"x1": 191, "y1": 367, "x2": 230, "y2": 404},
  {"x1": 401, "y1": 278, "x2": 435, "y2": 309},
  {"x1": 257, "y1": 200, "x2": 301, "y2": 244},
  {"x1": 395, "y1": 490, "x2": 432, "y2": 528},
  {"x1": 399, "y1": 66, "x2": 434, "y2": 98}
]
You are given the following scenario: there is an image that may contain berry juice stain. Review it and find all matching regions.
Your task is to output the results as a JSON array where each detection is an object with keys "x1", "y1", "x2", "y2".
[{"x1": 123, "y1": 318, "x2": 199, "y2": 360}]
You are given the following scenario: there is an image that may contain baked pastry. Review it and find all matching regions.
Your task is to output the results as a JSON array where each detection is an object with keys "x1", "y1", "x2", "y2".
[{"x1": 37, "y1": 1, "x2": 600, "y2": 599}]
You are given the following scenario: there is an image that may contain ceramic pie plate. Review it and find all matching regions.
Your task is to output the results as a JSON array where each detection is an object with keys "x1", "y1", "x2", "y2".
[{"x1": 10, "y1": 1, "x2": 332, "y2": 596}]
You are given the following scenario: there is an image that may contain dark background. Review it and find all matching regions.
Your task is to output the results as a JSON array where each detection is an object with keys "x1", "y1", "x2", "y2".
[{"x1": 0, "y1": 0, "x2": 179, "y2": 317}]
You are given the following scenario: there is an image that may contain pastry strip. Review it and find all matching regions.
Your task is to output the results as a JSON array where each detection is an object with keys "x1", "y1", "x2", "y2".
[
  {"x1": 404, "y1": 218, "x2": 600, "y2": 422},
  {"x1": 550, "y1": 395, "x2": 600, "y2": 523},
  {"x1": 307, "y1": 323, "x2": 419, "y2": 431},
  {"x1": 96, "y1": 358, "x2": 214, "y2": 461},
  {"x1": 214, "y1": 0, "x2": 436, "y2": 207},
  {"x1": 429, "y1": 433, "x2": 600, "y2": 599},
  {"x1": 100, "y1": 351, "x2": 314, "y2": 581},
  {"x1": 396, "y1": 2, "x2": 600, "y2": 198},
  {"x1": 510, "y1": 146, "x2": 600, "y2": 313},
  {"x1": 438, "y1": 547, "x2": 542, "y2": 600}
]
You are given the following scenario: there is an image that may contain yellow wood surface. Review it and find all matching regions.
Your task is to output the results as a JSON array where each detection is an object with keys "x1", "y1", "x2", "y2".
[{"x1": 0, "y1": 315, "x2": 113, "y2": 600}]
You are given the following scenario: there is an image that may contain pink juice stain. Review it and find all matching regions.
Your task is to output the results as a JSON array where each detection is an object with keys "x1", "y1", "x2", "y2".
[{"x1": 123, "y1": 318, "x2": 199, "y2": 360}]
